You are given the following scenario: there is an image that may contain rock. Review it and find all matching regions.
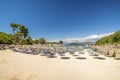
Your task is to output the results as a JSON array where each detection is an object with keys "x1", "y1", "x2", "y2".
[
  {"x1": 115, "y1": 49, "x2": 120, "y2": 58},
  {"x1": 109, "y1": 49, "x2": 116, "y2": 57}
]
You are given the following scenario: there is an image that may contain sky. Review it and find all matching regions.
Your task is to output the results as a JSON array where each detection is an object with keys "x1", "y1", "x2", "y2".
[{"x1": 0, "y1": 0, "x2": 120, "y2": 42}]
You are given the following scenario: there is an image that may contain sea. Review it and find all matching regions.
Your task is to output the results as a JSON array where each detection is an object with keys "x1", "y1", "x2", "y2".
[{"x1": 64, "y1": 43, "x2": 90, "y2": 48}]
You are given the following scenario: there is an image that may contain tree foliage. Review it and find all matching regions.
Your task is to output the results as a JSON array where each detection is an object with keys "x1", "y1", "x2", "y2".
[
  {"x1": 1, "y1": 22, "x2": 64, "y2": 45},
  {"x1": 19, "y1": 25, "x2": 28, "y2": 38},
  {"x1": 10, "y1": 23, "x2": 19, "y2": 35},
  {"x1": 33, "y1": 39, "x2": 39, "y2": 44},
  {"x1": 59, "y1": 40, "x2": 63, "y2": 44},
  {"x1": 96, "y1": 30, "x2": 120, "y2": 45},
  {"x1": 10, "y1": 23, "x2": 28, "y2": 44},
  {"x1": 27, "y1": 36, "x2": 33, "y2": 45},
  {"x1": 0, "y1": 32, "x2": 14, "y2": 44},
  {"x1": 39, "y1": 38, "x2": 46, "y2": 44}
]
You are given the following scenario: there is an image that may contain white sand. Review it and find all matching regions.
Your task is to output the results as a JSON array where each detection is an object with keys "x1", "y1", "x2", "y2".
[{"x1": 0, "y1": 49, "x2": 120, "y2": 80}]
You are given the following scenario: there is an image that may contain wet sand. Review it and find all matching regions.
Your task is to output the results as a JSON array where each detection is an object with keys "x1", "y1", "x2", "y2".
[{"x1": 0, "y1": 49, "x2": 120, "y2": 80}]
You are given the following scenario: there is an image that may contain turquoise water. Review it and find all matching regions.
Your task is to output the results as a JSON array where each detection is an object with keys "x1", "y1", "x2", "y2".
[
  {"x1": 64, "y1": 43, "x2": 86, "y2": 48},
  {"x1": 64, "y1": 43, "x2": 87, "y2": 52}
]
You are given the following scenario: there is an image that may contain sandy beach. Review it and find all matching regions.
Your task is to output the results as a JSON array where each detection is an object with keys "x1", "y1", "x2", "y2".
[{"x1": 0, "y1": 49, "x2": 120, "y2": 80}]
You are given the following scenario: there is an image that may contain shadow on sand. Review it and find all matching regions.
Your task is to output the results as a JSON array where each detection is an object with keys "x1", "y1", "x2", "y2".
[
  {"x1": 93, "y1": 56, "x2": 106, "y2": 60},
  {"x1": 61, "y1": 56, "x2": 70, "y2": 59},
  {"x1": 75, "y1": 57, "x2": 87, "y2": 60},
  {"x1": 114, "y1": 57, "x2": 120, "y2": 60}
]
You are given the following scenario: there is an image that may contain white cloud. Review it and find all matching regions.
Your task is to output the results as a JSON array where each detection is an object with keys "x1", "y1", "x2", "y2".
[{"x1": 63, "y1": 32, "x2": 114, "y2": 43}]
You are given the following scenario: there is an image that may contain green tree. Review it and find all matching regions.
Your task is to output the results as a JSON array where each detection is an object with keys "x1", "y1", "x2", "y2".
[
  {"x1": 19, "y1": 25, "x2": 28, "y2": 38},
  {"x1": 10, "y1": 23, "x2": 19, "y2": 35},
  {"x1": 33, "y1": 39, "x2": 39, "y2": 44},
  {"x1": 39, "y1": 38, "x2": 46, "y2": 44},
  {"x1": 27, "y1": 36, "x2": 33, "y2": 45},
  {"x1": 10, "y1": 23, "x2": 29, "y2": 45},
  {"x1": 10, "y1": 23, "x2": 19, "y2": 44},
  {"x1": 0, "y1": 32, "x2": 14, "y2": 44},
  {"x1": 59, "y1": 40, "x2": 63, "y2": 44},
  {"x1": 19, "y1": 39, "x2": 28, "y2": 45},
  {"x1": 95, "y1": 30, "x2": 120, "y2": 45}
]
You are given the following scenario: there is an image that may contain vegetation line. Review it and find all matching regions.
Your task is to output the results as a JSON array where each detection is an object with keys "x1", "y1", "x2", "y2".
[
  {"x1": 0, "y1": 23, "x2": 63, "y2": 45},
  {"x1": 96, "y1": 30, "x2": 120, "y2": 45}
]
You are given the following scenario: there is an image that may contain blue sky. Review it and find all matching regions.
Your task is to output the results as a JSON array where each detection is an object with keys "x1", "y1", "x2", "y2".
[{"x1": 0, "y1": 0, "x2": 120, "y2": 41}]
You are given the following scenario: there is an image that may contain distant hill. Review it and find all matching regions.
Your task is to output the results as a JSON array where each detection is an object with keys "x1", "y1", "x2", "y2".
[{"x1": 95, "y1": 30, "x2": 120, "y2": 45}]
